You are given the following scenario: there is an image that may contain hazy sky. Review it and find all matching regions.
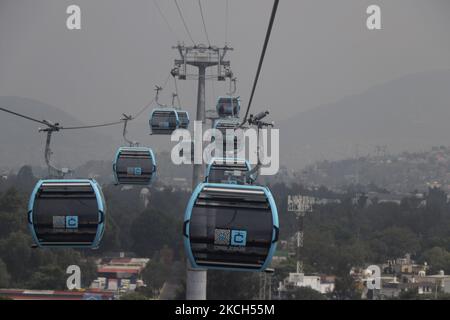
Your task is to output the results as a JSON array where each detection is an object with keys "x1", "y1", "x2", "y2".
[{"x1": 1, "y1": 0, "x2": 450, "y2": 126}]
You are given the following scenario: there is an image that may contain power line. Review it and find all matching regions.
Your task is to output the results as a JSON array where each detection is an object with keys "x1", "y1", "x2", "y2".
[
  {"x1": 174, "y1": 0, "x2": 196, "y2": 46},
  {"x1": 152, "y1": 0, "x2": 180, "y2": 42},
  {"x1": 197, "y1": 0, "x2": 210, "y2": 47},
  {"x1": 241, "y1": 0, "x2": 279, "y2": 126}
]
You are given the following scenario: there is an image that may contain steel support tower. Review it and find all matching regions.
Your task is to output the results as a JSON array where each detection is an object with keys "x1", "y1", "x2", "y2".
[{"x1": 172, "y1": 44, "x2": 233, "y2": 300}]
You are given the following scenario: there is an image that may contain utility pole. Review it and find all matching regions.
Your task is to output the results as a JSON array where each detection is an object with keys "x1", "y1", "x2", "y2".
[
  {"x1": 259, "y1": 268, "x2": 274, "y2": 300},
  {"x1": 288, "y1": 195, "x2": 314, "y2": 275},
  {"x1": 172, "y1": 43, "x2": 233, "y2": 300}
]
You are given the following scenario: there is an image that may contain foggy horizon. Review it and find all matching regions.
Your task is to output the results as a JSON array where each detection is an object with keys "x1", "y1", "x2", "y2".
[{"x1": 1, "y1": 0, "x2": 450, "y2": 126}]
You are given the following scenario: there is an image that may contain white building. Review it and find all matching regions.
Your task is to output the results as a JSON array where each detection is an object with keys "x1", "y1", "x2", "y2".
[{"x1": 279, "y1": 273, "x2": 335, "y2": 295}]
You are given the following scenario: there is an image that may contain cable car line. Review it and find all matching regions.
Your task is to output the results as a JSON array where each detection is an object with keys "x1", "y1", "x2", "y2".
[
  {"x1": 0, "y1": 73, "x2": 172, "y2": 132},
  {"x1": 197, "y1": 0, "x2": 211, "y2": 47},
  {"x1": 0, "y1": 107, "x2": 56, "y2": 128},
  {"x1": 60, "y1": 119, "x2": 125, "y2": 131},
  {"x1": 152, "y1": 0, "x2": 180, "y2": 43},
  {"x1": 240, "y1": 0, "x2": 279, "y2": 127},
  {"x1": 225, "y1": 0, "x2": 229, "y2": 45},
  {"x1": 172, "y1": 74, "x2": 182, "y2": 108},
  {"x1": 64, "y1": 73, "x2": 172, "y2": 130},
  {"x1": 174, "y1": 0, "x2": 196, "y2": 46},
  {"x1": 132, "y1": 73, "x2": 171, "y2": 119}
]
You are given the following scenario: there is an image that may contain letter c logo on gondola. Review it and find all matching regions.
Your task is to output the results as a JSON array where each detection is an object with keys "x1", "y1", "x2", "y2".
[
  {"x1": 66, "y1": 216, "x2": 78, "y2": 229},
  {"x1": 231, "y1": 230, "x2": 247, "y2": 247}
]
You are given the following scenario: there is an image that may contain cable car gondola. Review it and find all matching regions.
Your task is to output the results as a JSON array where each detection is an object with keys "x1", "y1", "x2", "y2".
[
  {"x1": 183, "y1": 183, "x2": 279, "y2": 271},
  {"x1": 149, "y1": 108, "x2": 180, "y2": 135},
  {"x1": 216, "y1": 96, "x2": 240, "y2": 118},
  {"x1": 113, "y1": 147, "x2": 156, "y2": 185},
  {"x1": 213, "y1": 118, "x2": 242, "y2": 155},
  {"x1": 176, "y1": 110, "x2": 190, "y2": 129},
  {"x1": 205, "y1": 158, "x2": 254, "y2": 184},
  {"x1": 28, "y1": 179, "x2": 106, "y2": 248}
]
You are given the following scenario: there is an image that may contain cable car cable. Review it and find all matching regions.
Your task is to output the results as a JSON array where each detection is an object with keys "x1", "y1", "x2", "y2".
[
  {"x1": 60, "y1": 120, "x2": 125, "y2": 131},
  {"x1": 152, "y1": 0, "x2": 180, "y2": 43},
  {"x1": 225, "y1": 0, "x2": 229, "y2": 45},
  {"x1": 0, "y1": 107, "x2": 56, "y2": 127},
  {"x1": 65, "y1": 73, "x2": 172, "y2": 129},
  {"x1": 198, "y1": 0, "x2": 211, "y2": 47},
  {"x1": 0, "y1": 72, "x2": 172, "y2": 133},
  {"x1": 174, "y1": 0, "x2": 196, "y2": 46},
  {"x1": 173, "y1": 75, "x2": 182, "y2": 108},
  {"x1": 132, "y1": 73, "x2": 171, "y2": 119},
  {"x1": 240, "y1": 0, "x2": 279, "y2": 127}
]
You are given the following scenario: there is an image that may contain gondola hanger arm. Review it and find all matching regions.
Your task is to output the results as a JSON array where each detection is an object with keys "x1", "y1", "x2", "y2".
[
  {"x1": 155, "y1": 85, "x2": 168, "y2": 108},
  {"x1": 38, "y1": 121, "x2": 72, "y2": 178},
  {"x1": 121, "y1": 114, "x2": 139, "y2": 147},
  {"x1": 245, "y1": 110, "x2": 274, "y2": 181}
]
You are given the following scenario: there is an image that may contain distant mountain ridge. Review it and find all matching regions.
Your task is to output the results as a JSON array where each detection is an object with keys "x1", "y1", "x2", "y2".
[
  {"x1": 2, "y1": 69, "x2": 450, "y2": 173},
  {"x1": 279, "y1": 69, "x2": 450, "y2": 169}
]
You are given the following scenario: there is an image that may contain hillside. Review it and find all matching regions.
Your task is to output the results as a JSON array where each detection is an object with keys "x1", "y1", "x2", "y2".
[{"x1": 279, "y1": 70, "x2": 450, "y2": 169}]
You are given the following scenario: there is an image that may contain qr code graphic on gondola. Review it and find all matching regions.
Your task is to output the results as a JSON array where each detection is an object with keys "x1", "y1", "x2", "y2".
[
  {"x1": 214, "y1": 229, "x2": 230, "y2": 245},
  {"x1": 127, "y1": 167, "x2": 142, "y2": 176},
  {"x1": 53, "y1": 216, "x2": 66, "y2": 229}
]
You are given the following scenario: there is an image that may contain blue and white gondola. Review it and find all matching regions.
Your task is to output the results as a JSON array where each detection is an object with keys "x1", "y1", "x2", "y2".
[
  {"x1": 183, "y1": 183, "x2": 279, "y2": 271},
  {"x1": 177, "y1": 110, "x2": 190, "y2": 130},
  {"x1": 212, "y1": 118, "x2": 242, "y2": 156},
  {"x1": 28, "y1": 179, "x2": 106, "y2": 248},
  {"x1": 216, "y1": 96, "x2": 241, "y2": 118},
  {"x1": 113, "y1": 147, "x2": 156, "y2": 185},
  {"x1": 149, "y1": 108, "x2": 180, "y2": 135},
  {"x1": 205, "y1": 158, "x2": 254, "y2": 184},
  {"x1": 149, "y1": 108, "x2": 190, "y2": 134}
]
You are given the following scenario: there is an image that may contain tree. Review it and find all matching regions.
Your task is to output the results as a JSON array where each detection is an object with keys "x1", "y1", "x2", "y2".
[
  {"x1": 26, "y1": 265, "x2": 66, "y2": 290},
  {"x1": 369, "y1": 226, "x2": 420, "y2": 261},
  {"x1": 421, "y1": 247, "x2": 450, "y2": 274},
  {"x1": 141, "y1": 259, "x2": 171, "y2": 297},
  {"x1": 0, "y1": 188, "x2": 23, "y2": 213},
  {"x1": 207, "y1": 271, "x2": 259, "y2": 300},
  {"x1": 14, "y1": 166, "x2": 36, "y2": 192},
  {"x1": 332, "y1": 275, "x2": 361, "y2": 300},
  {"x1": 0, "y1": 232, "x2": 32, "y2": 281},
  {"x1": 130, "y1": 209, "x2": 180, "y2": 258}
]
